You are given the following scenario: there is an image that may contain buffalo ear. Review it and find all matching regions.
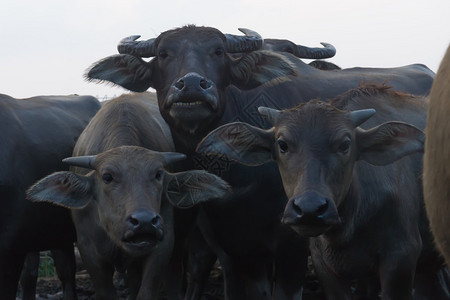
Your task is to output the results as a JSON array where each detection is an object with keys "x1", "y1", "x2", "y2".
[
  {"x1": 165, "y1": 170, "x2": 231, "y2": 208},
  {"x1": 26, "y1": 171, "x2": 94, "y2": 209},
  {"x1": 357, "y1": 121, "x2": 425, "y2": 165},
  {"x1": 230, "y1": 50, "x2": 298, "y2": 90},
  {"x1": 196, "y1": 122, "x2": 274, "y2": 166},
  {"x1": 86, "y1": 54, "x2": 153, "y2": 92}
]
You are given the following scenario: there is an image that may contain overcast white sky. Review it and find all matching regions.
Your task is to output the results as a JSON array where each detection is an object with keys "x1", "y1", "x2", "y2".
[{"x1": 1, "y1": 0, "x2": 449, "y2": 99}]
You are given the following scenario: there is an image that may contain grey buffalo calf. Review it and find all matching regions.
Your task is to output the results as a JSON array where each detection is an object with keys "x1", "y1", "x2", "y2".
[
  {"x1": 424, "y1": 44, "x2": 450, "y2": 267},
  {"x1": 27, "y1": 93, "x2": 230, "y2": 300},
  {"x1": 198, "y1": 85, "x2": 449, "y2": 299}
]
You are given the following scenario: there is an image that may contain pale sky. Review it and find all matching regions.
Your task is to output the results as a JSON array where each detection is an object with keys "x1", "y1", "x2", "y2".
[{"x1": 1, "y1": 0, "x2": 449, "y2": 99}]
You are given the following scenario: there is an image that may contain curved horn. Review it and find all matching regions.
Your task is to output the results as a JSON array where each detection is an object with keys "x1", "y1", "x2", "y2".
[
  {"x1": 62, "y1": 155, "x2": 96, "y2": 169},
  {"x1": 258, "y1": 106, "x2": 280, "y2": 126},
  {"x1": 117, "y1": 35, "x2": 156, "y2": 58},
  {"x1": 238, "y1": 28, "x2": 262, "y2": 39},
  {"x1": 225, "y1": 29, "x2": 263, "y2": 53},
  {"x1": 349, "y1": 109, "x2": 376, "y2": 127},
  {"x1": 294, "y1": 42, "x2": 336, "y2": 59},
  {"x1": 161, "y1": 152, "x2": 187, "y2": 165}
]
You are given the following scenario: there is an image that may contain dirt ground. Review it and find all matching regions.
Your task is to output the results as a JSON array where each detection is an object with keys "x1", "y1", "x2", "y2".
[{"x1": 22, "y1": 263, "x2": 325, "y2": 300}]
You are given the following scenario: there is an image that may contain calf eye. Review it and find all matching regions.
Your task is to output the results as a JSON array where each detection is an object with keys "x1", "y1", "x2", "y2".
[
  {"x1": 102, "y1": 173, "x2": 113, "y2": 184},
  {"x1": 155, "y1": 170, "x2": 164, "y2": 181},
  {"x1": 338, "y1": 138, "x2": 351, "y2": 154},
  {"x1": 277, "y1": 139, "x2": 289, "y2": 153}
]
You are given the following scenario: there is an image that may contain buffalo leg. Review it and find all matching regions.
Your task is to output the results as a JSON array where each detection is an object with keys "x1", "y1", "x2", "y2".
[
  {"x1": 221, "y1": 256, "x2": 271, "y2": 300},
  {"x1": 0, "y1": 251, "x2": 26, "y2": 300},
  {"x1": 52, "y1": 245, "x2": 78, "y2": 300},
  {"x1": 185, "y1": 226, "x2": 217, "y2": 300},
  {"x1": 164, "y1": 207, "x2": 200, "y2": 300},
  {"x1": 20, "y1": 252, "x2": 39, "y2": 300},
  {"x1": 76, "y1": 245, "x2": 116, "y2": 300},
  {"x1": 218, "y1": 254, "x2": 247, "y2": 300}
]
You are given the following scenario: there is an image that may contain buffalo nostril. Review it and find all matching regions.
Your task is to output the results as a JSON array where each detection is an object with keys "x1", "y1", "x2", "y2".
[
  {"x1": 200, "y1": 79, "x2": 211, "y2": 89},
  {"x1": 151, "y1": 215, "x2": 161, "y2": 227},
  {"x1": 292, "y1": 202, "x2": 303, "y2": 216},
  {"x1": 127, "y1": 216, "x2": 139, "y2": 227},
  {"x1": 174, "y1": 80, "x2": 184, "y2": 90},
  {"x1": 316, "y1": 200, "x2": 329, "y2": 216}
]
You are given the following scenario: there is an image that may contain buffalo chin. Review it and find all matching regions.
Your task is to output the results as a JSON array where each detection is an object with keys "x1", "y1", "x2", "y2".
[
  {"x1": 121, "y1": 231, "x2": 163, "y2": 256},
  {"x1": 122, "y1": 239, "x2": 160, "y2": 256},
  {"x1": 168, "y1": 103, "x2": 218, "y2": 135},
  {"x1": 288, "y1": 224, "x2": 331, "y2": 237}
]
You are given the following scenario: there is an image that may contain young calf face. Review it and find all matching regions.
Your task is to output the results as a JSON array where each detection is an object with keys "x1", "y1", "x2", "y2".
[
  {"x1": 27, "y1": 146, "x2": 230, "y2": 256},
  {"x1": 197, "y1": 101, "x2": 424, "y2": 236}
]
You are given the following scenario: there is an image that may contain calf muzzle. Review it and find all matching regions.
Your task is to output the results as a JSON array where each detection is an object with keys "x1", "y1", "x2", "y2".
[
  {"x1": 282, "y1": 191, "x2": 341, "y2": 236},
  {"x1": 122, "y1": 210, "x2": 164, "y2": 251}
]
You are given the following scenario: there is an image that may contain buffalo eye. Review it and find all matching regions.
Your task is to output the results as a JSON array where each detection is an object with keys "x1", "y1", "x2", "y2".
[
  {"x1": 159, "y1": 50, "x2": 168, "y2": 59},
  {"x1": 277, "y1": 139, "x2": 288, "y2": 153},
  {"x1": 338, "y1": 138, "x2": 351, "y2": 154},
  {"x1": 155, "y1": 170, "x2": 164, "y2": 181},
  {"x1": 215, "y1": 48, "x2": 224, "y2": 57},
  {"x1": 102, "y1": 173, "x2": 113, "y2": 184}
]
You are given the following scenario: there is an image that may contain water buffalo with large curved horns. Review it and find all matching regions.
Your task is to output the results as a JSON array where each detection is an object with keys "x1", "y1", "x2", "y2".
[
  {"x1": 423, "y1": 44, "x2": 450, "y2": 267},
  {"x1": 197, "y1": 84, "x2": 449, "y2": 299},
  {"x1": 85, "y1": 25, "x2": 435, "y2": 299},
  {"x1": 27, "y1": 93, "x2": 230, "y2": 300},
  {"x1": 0, "y1": 93, "x2": 101, "y2": 300}
]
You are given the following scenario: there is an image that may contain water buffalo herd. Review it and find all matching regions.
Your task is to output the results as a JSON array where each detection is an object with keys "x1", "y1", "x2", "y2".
[{"x1": 2, "y1": 25, "x2": 449, "y2": 300}]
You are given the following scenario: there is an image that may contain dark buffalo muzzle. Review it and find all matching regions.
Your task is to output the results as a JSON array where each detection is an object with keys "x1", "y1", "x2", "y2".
[
  {"x1": 123, "y1": 209, "x2": 164, "y2": 251},
  {"x1": 282, "y1": 191, "x2": 341, "y2": 236},
  {"x1": 174, "y1": 72, "x2": 213, "y2": 94},
  {"x1": 166, "y1": 72, "x2": 219, "y2": 113}
]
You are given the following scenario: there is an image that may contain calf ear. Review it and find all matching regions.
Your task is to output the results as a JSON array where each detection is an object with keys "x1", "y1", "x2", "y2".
[
  {"x1": 230, "y1": 50, "x2": 298, "y2": 90},
  {"x1": 86, "y1": 54, "x2": 153, "y2": 92},
  {"x1": 196, "y1": 122, "x2": 274, "y2": 166},
  {"x1": 26, "y1": 171, "x2": 94, "y2": 209},
  {"x1": 165, "y1": 170, "x2": 231, "y2": 208},
  {"x1": 357, "y1": 121, "x2": 425, "y2": 165}
]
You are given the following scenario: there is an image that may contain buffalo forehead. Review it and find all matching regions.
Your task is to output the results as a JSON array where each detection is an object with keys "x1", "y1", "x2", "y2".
[
  {"x1": 95, "y1": 147, "x2": 165, "y2": 171},
  {"x1": 158, "y1": 26, "x2": 225, "y2": 48},
  {"x1": 277, "y1": 104, "x2": 351, "y2": 141}
]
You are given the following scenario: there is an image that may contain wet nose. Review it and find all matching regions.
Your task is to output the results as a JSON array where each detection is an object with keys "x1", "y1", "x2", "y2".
[
  {"x1": 292, "y1": 197, "x2": 330, "y2": 220},
  {"x1": 283, "y1": 191, "x2": 341, "y2": 226},
  {"x1": 127, "y1": 210, "x2": 162, "y2": 231},
  {"x1": 174, "y1": 72, "x2": 212, "y2": 91}
]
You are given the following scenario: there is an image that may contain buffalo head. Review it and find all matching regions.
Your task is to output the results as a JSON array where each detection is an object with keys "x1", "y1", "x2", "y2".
[
  {"x1": 196, "y1": 101, "x2": 424, "y2": 236},
  {"x1": 86, "y1": 25, "x2": 298, "y2": 136},
  {"x1": 27, "y1": 146, "x2": 230, "y2": 256}
]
